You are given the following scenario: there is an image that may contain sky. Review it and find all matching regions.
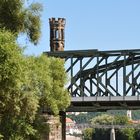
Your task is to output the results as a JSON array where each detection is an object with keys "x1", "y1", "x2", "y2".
[{"x1": 22, "y1": 0, "x2": 140, "y2": 55}]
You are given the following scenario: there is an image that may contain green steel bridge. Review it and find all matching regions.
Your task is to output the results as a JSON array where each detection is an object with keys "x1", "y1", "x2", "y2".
[{"x1": 46, "y1": 49, "x2": 140, "y2": 112}]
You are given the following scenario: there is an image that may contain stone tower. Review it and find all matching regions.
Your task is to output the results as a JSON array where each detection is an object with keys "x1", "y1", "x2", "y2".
[{"x1": 49, "y1": 18, "x2": 65, "y2": 52}]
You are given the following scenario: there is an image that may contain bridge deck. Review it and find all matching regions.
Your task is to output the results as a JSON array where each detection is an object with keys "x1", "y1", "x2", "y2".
[{"x1": 67, "y1": 96, "x2": 140, "y2": 112}]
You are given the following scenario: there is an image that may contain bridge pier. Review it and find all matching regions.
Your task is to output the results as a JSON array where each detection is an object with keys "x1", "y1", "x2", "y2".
[
  {"x1": 60, "y1": 111, "x2": 66, "y2": 140},
  {"x1": 110, "y1": 127, "x2": 115, "y2": 140}
]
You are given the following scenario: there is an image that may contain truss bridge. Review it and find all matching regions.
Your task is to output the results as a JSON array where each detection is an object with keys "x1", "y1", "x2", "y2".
[{"x1": 46, "y1": 49, "x2": 140, "y2": 112}]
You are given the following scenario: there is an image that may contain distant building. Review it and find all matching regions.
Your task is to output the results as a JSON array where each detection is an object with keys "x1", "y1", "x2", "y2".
[
  {"x1": 127, "y1": 110, "x2": 132, "y2": 120},
  {"x1": 129, "y1": 119, "x2": 140, "y2": 124},
  {"x1": 67, "y1": 112, "x2": 87, "y2": 116},
  {"x1": 66, "y1": 117, "x2": 82, "y2": 135},
  {"x1": 66, "y1": 117, "x2": 75, "y2": 134}
]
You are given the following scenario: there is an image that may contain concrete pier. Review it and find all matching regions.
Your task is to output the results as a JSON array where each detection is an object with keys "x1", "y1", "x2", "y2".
[{"x1": 60, "y1": 111, "x2": 66, "y2": 140}]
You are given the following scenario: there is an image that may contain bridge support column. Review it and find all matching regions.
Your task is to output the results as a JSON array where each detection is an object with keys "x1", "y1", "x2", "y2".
[
  {"x1": 60, "y1": 111, "x2": 66, "y2": 140},
  {"x1": 110, "y1": 127, "x2": 115, "y2": 140}
]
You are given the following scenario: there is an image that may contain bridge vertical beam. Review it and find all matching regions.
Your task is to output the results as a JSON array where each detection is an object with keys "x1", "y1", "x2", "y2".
[
  {"x1": 60, "y1": 111, "x2": 66, "y2": 140},
  {"x1": 105, "y1": 57, "x2": 108, "y2": 96},
  {"x1": 90, "y1": 78, "x2": 93, "y2": 96},
  {"x1": 97, "y1": 55, "x2": 100, "y2": 96},
  {"x1": 80, "y1": 58, "x2": 85, "y2": 97},
  {"x1": 132, "y1": 55, "x2": 135, "y2": 96},
  {"x1": 116, "y1": 68, "x2": 118, "y2": 95},
  {"x1": 71, "y1": 57, "x2": 73, "y2": 94},
  {"x1": 123, "y1": 54, "x2": 126, "y2": 96}
]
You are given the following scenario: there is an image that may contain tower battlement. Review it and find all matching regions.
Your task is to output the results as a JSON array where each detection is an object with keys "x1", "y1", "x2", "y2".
[{"x1": 49, "y1": 18, "x2": 65, "y2": 28}]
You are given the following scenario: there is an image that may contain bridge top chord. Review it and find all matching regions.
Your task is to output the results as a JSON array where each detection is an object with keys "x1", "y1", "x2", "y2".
[{"x1": 45, "y1": 49, "x2": 140, "y2": 58}]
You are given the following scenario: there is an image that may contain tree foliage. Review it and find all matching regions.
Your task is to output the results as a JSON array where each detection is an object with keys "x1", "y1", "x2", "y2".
[
  {"x1": 83, "y1": 114, "x2": 138, "y2": 140},
  {"x1": 114, "y1": 115, "x2": 129, "y2": 125},
  {"x1": 93, "y1": 128, "x2": 110, "y2": 140},
  {"x1": 67, "y1": 110, "x2": 128, "y2": 124},
  {"x1": 25, "y1": 55, "x2": 70, "y2": 115},
  {"x1": 0, "y1": 29, "x2": 38, "y2": 139},
  {"x1": 67, "y1": 112, "x2": 107, "y2": 125},
  {"x1": 0, "y1": 30, "x2": 70, "y2": 139},
  {"x1": 83, "y1": 128, "x2": 93, "y2": 140},
  {"x1": 91, "y1": 114, "x2": 114, "y2": 125},
  {"x1": 117, "y1": 128, "x2": 135, "y2": 140},
  {"x1": 0, "y1": 0, "x2": 42, "y2": 45},
  {"x1": 0, "y1": 1, "x2": 70, "y2": 139}
]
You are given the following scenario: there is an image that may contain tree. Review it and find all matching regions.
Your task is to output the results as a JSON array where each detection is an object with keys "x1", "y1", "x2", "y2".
[
  {"x1": 0, "y1": 0, "x2": 42, "y2": 45},
  {"x1": 25, "y1": 55, "x2": 70, "y2": 115},
  {"x1": 0, "y1": 30, "x2": 38, "y2": 139},
  {"x1": 0, "y1": 30, "x2": 70, "y2": 139},
  {"x1": 114, "y1": 116, "x2": 135, "y2": 140},
  {"x1": 90, "y1": 114, "x2": 114, "y2": 140},
  {"x1": 135, "y1": 128, "x2": 140, "y2": 140},
  {"x1": 0, "y1": 1, "x2": 71, "y2": 139},
  {"x1": 89, "y1": 114, "x2": 135, "y2": 140},
  {"x1": 48, "y1": 57, "x2": 70, "y2": 114},
  {"x1": 91, "y1": 114, "x2": 114, "y2": 125},
  {"x1": 83, "y1": 128, "x2": 93, "y2": 140},
  {"x1": 114, "y1": 115, "x2": 129, "y2": 125},
  {"x1": 116, "y1": 128, "x2": 135, "y2": 140}
]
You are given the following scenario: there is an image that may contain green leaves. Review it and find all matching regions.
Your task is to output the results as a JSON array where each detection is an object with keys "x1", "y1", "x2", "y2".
[
  {"x1": 83, "y1": 128, "x2": 93, "y2": 140},
  {"x1": 91, "y1": 114, "x2": 114, "y2": 125},
  {"x1": 114, "y1": 115, "x2": 129, "y2": 125},
  {"x1": 84, "y1": 114, "x2": 137, "y2": 140},
  {"x1": 28, "y1": 56, "x2": 70, "y2": 115},
  {"x1": 48, "y1": 58, "x2": 70, "y2": 114},
  {"x1": 0, "y1": 30, "x2": 70, "y2": 139},
  {"x1": 0, "y1": 0, "x2": 42, "y2": 45},
  {"x1": 24, "y1": 3, "x2": 42, "y2": 45}
]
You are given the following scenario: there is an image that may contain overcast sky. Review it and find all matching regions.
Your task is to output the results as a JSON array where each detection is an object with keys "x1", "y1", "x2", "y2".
[{"x1": 21, "y1": 0, "x2": 140, "y2": 55}]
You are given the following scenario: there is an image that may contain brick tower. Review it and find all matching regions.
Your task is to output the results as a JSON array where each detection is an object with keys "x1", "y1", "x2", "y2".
[
  {"x1": 49, "y1": 17, "x2": 66, "y2": 140},
  {"x1": 49, "y1": 18, "x2": 65, "y2": 51}
]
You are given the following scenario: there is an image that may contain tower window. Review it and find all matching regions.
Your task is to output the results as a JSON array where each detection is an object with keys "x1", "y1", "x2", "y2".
[
  {"x1": 56, "y1": 30, "x2": 59, "y2": 39},
  {"x1": 61, "y1": 29, "x2": 64, "y2": 39},
  {"x1": 55, "y1": 42, "x2": 59, "y2": 50}
]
